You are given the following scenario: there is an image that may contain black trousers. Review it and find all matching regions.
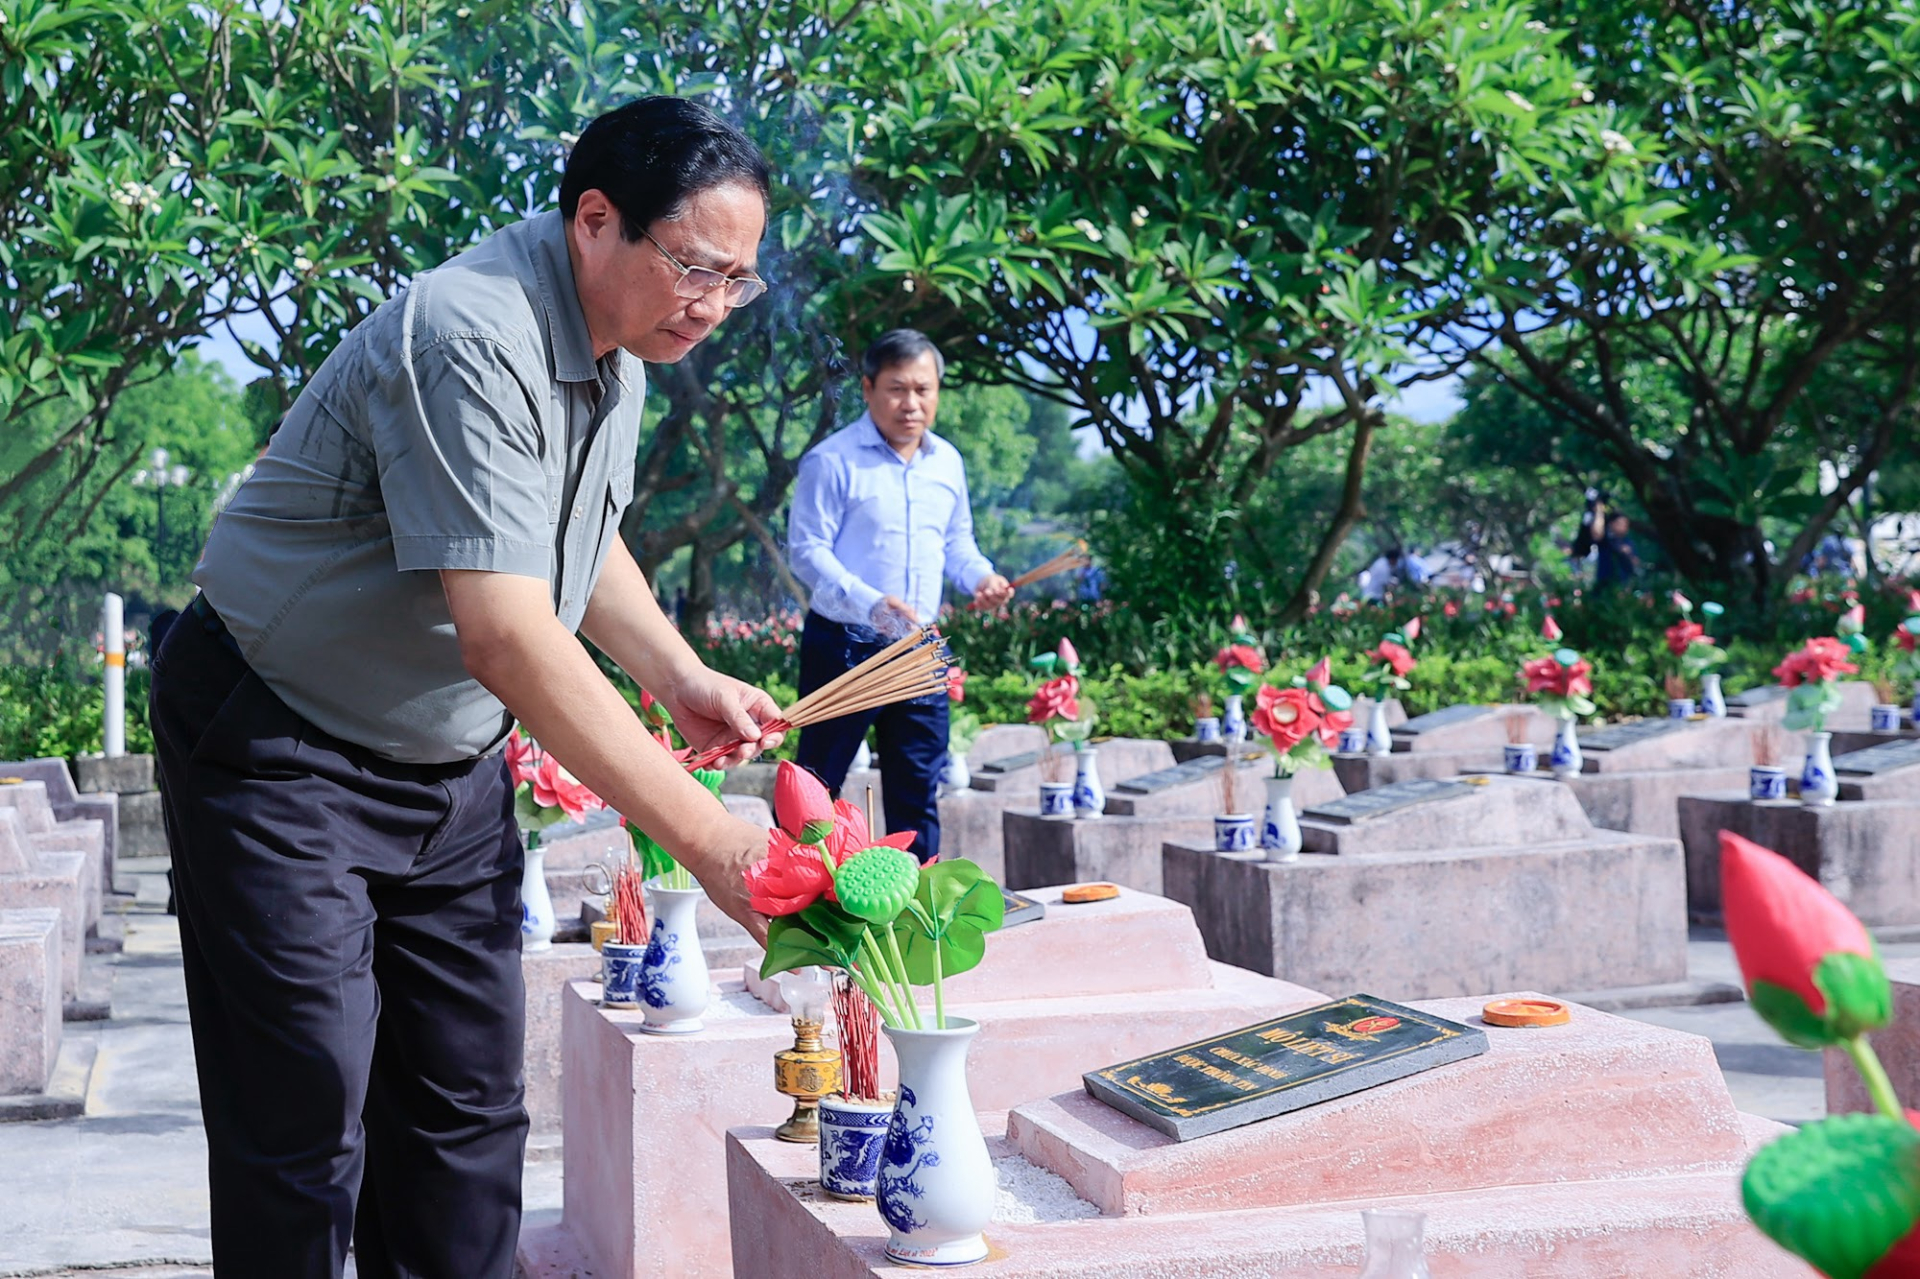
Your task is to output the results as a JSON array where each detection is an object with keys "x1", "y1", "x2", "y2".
[
  {"x1": 149, "y1": 606, "x2": 527, "y2": 1279},
  {"x1": 794, "y1": 611, "x2": 948, "y2": 862}
]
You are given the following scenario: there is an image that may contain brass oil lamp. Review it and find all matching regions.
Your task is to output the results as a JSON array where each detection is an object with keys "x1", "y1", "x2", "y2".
[{"x1": 772, "y1": 965, "x2": 841, "y2": 1143}]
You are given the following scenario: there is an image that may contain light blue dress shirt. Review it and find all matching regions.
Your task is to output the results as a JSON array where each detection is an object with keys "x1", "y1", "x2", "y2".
[{"x1": 787, "y1": 412, "x2": 996, "y2": 631}]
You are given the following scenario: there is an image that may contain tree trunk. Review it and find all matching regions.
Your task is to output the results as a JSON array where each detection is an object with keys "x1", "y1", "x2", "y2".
[
  {"x1": 682, "y1": 537, "x2": 717, "y2": 640},
  {"x1": 1276, "y1": 415, "x2": 1379, "y2": 625}
]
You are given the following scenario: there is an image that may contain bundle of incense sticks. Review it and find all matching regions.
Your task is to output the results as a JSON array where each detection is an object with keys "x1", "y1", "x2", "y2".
[
  {"x1": 1008, "y1": 543, "x2": 1092, "y2": 591},
  {"x1": 679, "y1": 625, "x2": 953, "y2": 772},
  {"x1": 832, "y1": 975, "x2": 883, "y2": 1102},
  {"x1": 612, "y1": 865, "x2": 648, "y2": 945}
]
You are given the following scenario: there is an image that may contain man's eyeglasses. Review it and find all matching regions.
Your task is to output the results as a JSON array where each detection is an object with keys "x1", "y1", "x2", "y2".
[{"x1": 642, "y1": 230, "x2": 768, "y2": 308}]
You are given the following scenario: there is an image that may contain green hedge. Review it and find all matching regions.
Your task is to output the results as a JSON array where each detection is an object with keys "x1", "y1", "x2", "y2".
[{"x1": 0, "y1": 665, "x2": 153, "y2": 762}]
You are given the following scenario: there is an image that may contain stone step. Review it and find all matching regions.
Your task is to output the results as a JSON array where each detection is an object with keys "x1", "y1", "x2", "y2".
[{"x1": 0, "y1": 907, "x2": 62, "y2": 1096}]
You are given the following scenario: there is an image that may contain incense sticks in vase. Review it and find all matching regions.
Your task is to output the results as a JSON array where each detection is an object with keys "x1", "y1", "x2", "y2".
[
  {"x1": 832, "y1": 975, "x2": 883, "y2": 1102},
  {"x1": 680, "y1": 626, "x2": 953, "y2": 772}
]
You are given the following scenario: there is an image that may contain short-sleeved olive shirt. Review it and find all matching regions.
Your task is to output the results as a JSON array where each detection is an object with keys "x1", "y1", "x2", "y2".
[{"x1": 195, "y1": 211, "x2": 644, "y2": 764}]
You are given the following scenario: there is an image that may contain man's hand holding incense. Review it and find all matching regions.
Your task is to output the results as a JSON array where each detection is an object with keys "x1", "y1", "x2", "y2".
[
  {"x1": 971, "y1": 573, "x2": 1013, "y2": 610},
  {"x1": 663, "y1": 667, "x2": 786, "y2": 768}
]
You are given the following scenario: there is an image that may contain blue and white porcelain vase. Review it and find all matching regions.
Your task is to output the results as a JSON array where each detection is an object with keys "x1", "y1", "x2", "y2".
[
  {"x1": 1214, "y1": 812, "x2": 1257, "y2": 852},
  {"x1": 1261, "y1": 775, "x2": 1302, "y2": 862},
  {"x1": 1072, "y1": 746, "x2": 1105, "y2": 819},
  {"x1": 1701, "y1": 673, "x2": 1726, "y2": 718},
  {"x1": 1365, "y1": 700, "x2": 1393, "y2": 757},
  {"x1": 1872, "y1": 704, "x2": 1903, "y2": 734},
  {"x1": 819, "y1": 1093, "x2": 893, "y2": 1201},
  {"x1": 519, "y1": 836, "x2": 554, "y2": 953},
  {"x1": 1222, "y1": 695, "x2": 1247, "y2": 743},
  {"x1": 1503, "y1": 743, "x2": 1537, "y2": 774},
  {"x1": 1339, "y1": 727, "x2": 1367, "y2": 754},
  {"x1": 1195, "y1": 716, "x2": 1223, "y2": 744},
  {"x1": 600, "y1": 940, "x2": 646, "y2": 1009},
  {"x1": 878, "y1": 1018, "x2": 992, "y2": 1267},
  {"x1": 1039, "y1": 780, "x2": 1074, "y2": 819},
  {"x1": 943, "y1": 748, "x2": 972, "y2": 793},
  {"x1": 1800, "y1": 731, "x2": 1838, "y2": 808},
  {"x1": 636, "y1": 880, "x2": 709, "y2": 1035},
  {"x1": 1549, "y1": 714, "x2": 1582, "y2": 779},
  {"x1": 1668, "y1": 698, "x2": 1696, "y2": 720},
  {"x1": 1750, "y1": 765, "x2": 1788, "y2": 802}
]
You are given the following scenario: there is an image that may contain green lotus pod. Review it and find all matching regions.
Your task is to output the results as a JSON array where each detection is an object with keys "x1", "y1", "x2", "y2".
[
  {"x1": 1320, "y1": 684, "x2": 1353, "y2": 712},
  {"x1": 1743, "y1": 1112, "x2": 1920, "y2": 1279},
  {"x1": 1554, "y1": 647, "x2": 1581, "y2": 667},
  {"x1": 833, "y1": 846, "x2": 921, "y2": 923},
  {"x1": 1702, "y1": 601, "x2": 1725, "y2": 618}
]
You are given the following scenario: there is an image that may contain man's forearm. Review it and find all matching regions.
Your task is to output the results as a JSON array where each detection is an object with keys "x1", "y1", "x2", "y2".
[{"x1": 467, "y1": 611, "x2": 741, "y2": 873}]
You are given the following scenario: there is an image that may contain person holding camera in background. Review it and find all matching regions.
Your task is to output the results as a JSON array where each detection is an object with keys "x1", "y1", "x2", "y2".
[{"x1": 1572, "y1": 488, "x2": 1640, "y2": 592}]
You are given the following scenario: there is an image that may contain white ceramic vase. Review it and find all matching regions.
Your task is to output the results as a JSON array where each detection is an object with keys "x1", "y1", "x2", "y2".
[
  {"x1": 1222, "y1": 694, "x2": 1247, "y2": 743},
  {"x1": 1072, "y1": 746, "x2": 1105, "y2": 819},
  {"x1": 878, "y1": 1017, "x2": 993, "y2": 1267},
  {"x1": 1800, "y1": 731, "x2": 1838, "y2": 807},
  {"x1": 852, "y1": 739, "x2": 873, "y2": 772},
  {"x1": 1549, "y1": 714, "x2": 1582, "y2": 779},
  {"x1": 943, "y1": 749, "x2": 972, "y2": 793},
  {"x1": 1365, "y1": 701, "x2": 1392, "y2": 757},
  {"x1": 1701, "y1": 673, "x2": 1726, "y2": 718},
  {"x1": 636, "y1": 880, "x2": 710, "y2": 1034},
  {"x1": 519, "y1": 837, "x2": 554, "y2": 953},
  {"x1": 1261, "y1": 775, "x2": 1302, "y2": 862}
]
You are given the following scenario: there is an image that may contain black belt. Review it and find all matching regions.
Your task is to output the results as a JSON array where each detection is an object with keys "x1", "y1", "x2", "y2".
[{"x1": 189, "y1": 593, "x2": 245, "y2": 659}]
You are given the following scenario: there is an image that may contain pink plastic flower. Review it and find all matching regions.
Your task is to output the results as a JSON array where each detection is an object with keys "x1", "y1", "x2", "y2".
[
  {"x1": 1057, "y1": 637, "x2": 1080, "y2": 670},
  {"x1": 1303, "y1": 657, "x2": 1332, "y2": 688},
  {"x1": 1774, "y1": 638, "x2": 1860, "y2": 688},
  {"x1": 1666, "y1": 620, "x2": 1707, "y2": 657},
  {"x1": 1027, "y1": 676, "x2": 1081, "y2": 725},
  {"x1": 774, "y1": 761, "x2": 837, "y2": 845},
  {"x1": 505, "y1": 727, "x2": 542, "y2": 788},
  {"x1": 531, "y1": 754, "x2": 604, "y2": 822},
  {"x1": 1214, "y1": 643, "x2": 1266, "y2": 673},
  {"x1": 1369, "y1": 641, "x2": 1416, "y2": 677},
  {"x1": 1403, "y1": 617, "x2": 1422, "y2": 643},
  {"x1": 1541, "y1": 615, "x2": 1563, "y2": 642}
]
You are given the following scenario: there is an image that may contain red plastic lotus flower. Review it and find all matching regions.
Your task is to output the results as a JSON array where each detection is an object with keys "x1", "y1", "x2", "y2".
[
  {"x1": 531, "y1": 754, "x2": 605, "y2": 822},
  {"x1": 1253, "y1": 684, "x2": 1351, "y2": 753},
  {"x1": 1666, "y1": 619, "x2": 1707, "y2": 657},
  {"x1": 947, "y1": 666, "x2": 968, "y2": 703},
  {"x1": 1541, "y1": 615, "x2": 1563, "y2": 642},
  {"x1": 505, "y1": 727, "x2": 542, "y2": 788},
  {"x1": 1720, "y1": 831, "x2": 1890, "y2": 1047},
  {"x1": 1898, "y1": 623, "x2": 1918, "y2": 655},
  {"x1": 1027, "y1": 675, "x2": 1081, "y2": 724},
  {"x1": 1443, "y1": 600, "x2": 1459, "y2": 617},
  {"x1": 1057, "y1": 637, "x2": 1080, "y2": 670},
  {"x1": 1368, "y1": 640, "x2": 1416, "y2": 677},
  {"x1": 774, "y1": 760, "x2": 837, "y2": 846},
  {"x1": 1522, "y1": 655, "x2": 1592, "y2": 698},
  {"x1": 1303, "y1": 657, "x2": 1332, "y2": 688},
  {"x1": 1215, "y1": 643, "x2": 1266, "y2": 673},
  {"x1": 824, "y1": 798, "x2": 916, "y2": 863},
  {"x1": 1774, "y1": 637, "x2": 1860, "y2": 688},
  {"x1": 745, "y1": 836, "x2": 837, "y2": 916},
  {"x1": 1403, "y1": 617, "x2": 1422, "y2": 643}
]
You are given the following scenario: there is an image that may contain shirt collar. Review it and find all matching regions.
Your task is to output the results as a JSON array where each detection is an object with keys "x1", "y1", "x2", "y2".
[
  {"x1": 855, "y1": 411, "x2": 939, "y2": 459},
  {"x1": 529, "y1": 210, "x2": 602, "y2": 385}
]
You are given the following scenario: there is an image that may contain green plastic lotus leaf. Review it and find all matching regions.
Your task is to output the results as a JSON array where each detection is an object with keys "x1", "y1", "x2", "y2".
[
  {"x1": 1907, "y1": 616, "x2": 1920, "y2": 632},
  {"x1": 833, "y1": 846, "x2": 921, "y2": 923},
  {"x1": 1030, "y1": 653, "x2": 1059, "y2": 674},
  {"x1": 888, "y1": 859, "x2": 1006, "y2": 984},
  {"x1": 1750, "y1": 952, "x2": 1892, "y2": 1048},
  {"x1": 1743, "y1": 1113, "x2": 1920, "y2": 1279},
  {"x1": 693, "y1": 768, "x2": 726, "y2": 799},
  {"x1": 1569, "y1": 694, "x2": 1597, "y2": 718},
  {"x1": 1225, "y1": 666, "x2": 1258, "y2": 692},
  {"x1": 1383, "y1": 631, "x2": 1407, "y2": 647},
  {"x1": 1320, "y1": 684, "x2": 1353, "y2": 712},
  {"x1": 1554, "y1": 647, "x2": 1582, "y2": 667},
  {"x1": 759, "y1": 900, "x2": 870, "y2": 980},
  {"x1": 1848, "y1": 633, "x2": 1871, "y2": 655}
]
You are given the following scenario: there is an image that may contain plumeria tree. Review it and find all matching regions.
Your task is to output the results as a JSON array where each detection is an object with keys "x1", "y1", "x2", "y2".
[{"x1": 839, "y1": 0, "x2": 1650, "y2": 620}]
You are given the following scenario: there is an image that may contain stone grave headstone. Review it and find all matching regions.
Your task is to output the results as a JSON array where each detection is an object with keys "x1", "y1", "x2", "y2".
[
  {"x1": 1164, "y1": 776, "x2": 1688, "y2": 998},
  {"x1": 724, "y1": 993, "x2": 1805, "y2": 1278},
  {"x1": 1679, "y1": 790, "x2": 1920, "y2": 924},
  {"x1": 1334, "y1": 703, "x2": 1557, "y2": 792},
  {"x1": 521, "y1": 886, "x2": 1327, "y2": 1279},
  {"x1": 1083, "y1": 995, "x2": 1486, "y2": 1140}
]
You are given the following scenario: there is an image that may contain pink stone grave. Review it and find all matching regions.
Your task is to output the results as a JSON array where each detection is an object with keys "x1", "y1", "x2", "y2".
[
  {"x1": 0, "y1": 805, "x2": 89, "y2": 1002},
  {"x1": 1004, "y1": 751, "x2": 1343, "y2": 895},
  {"x1": 0, "y1": 907, "x2": 61, "y2": 1095},
  {"x1": 1164, "y1": 776, "x2": 1688, "y2": 999},
  {"x1": 516, "y1": 885, "x2": 1326, "y2": 1279},
  {"x1": 726, "y1": 994, "x2": 1810, "y2": 1278}
]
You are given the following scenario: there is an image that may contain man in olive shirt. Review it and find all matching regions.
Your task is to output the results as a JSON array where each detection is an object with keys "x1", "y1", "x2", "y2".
[{"x1": 150, "y1": 98, "x2": 781, "y2": 1278}]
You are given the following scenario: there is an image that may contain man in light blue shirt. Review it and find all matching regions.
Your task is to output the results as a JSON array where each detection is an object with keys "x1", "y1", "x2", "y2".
[{"x1": 787, "y1": 329, "x2": 1012, "y2": 859}]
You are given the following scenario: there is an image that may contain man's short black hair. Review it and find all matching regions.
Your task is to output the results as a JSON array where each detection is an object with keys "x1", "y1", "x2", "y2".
[
  {"x1": 1384, "y1": 546, "x2": 1404, "y2": 563},
  {"x1": 862, "y1": 329, "x2": 946, "y2": 381},
  {"x1": 559, "y1": 96, "x2": 770, "y2": 241}
]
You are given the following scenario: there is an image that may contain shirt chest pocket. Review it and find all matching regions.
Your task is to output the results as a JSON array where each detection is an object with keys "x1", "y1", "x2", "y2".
[{"x1": 909, "y1": 474, "x2": 961, "y2": 538}]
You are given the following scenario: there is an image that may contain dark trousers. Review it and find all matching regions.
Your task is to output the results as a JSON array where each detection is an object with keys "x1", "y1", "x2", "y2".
[
  {"x1": 149, "y1": 606, "x2": 528, "y2": 1279},
  {"x1": 794, "y1": 611, "x2": 948, "y2": 862}
]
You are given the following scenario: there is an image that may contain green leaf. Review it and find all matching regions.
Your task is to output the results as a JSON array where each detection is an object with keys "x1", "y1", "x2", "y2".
[
  {"x1": 1815, "y1": 950, "x2": 1894, "y2": 1041},
  {"x1": 888, "y1": 859, "x2": 1005, "y2": 984}
]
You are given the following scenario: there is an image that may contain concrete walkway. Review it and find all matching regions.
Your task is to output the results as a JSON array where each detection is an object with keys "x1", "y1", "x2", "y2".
[{"x1": 0, "y1": 868, "x2": 1893, "y2": 1277}]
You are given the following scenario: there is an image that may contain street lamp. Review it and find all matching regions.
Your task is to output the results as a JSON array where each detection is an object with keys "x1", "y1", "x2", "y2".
[{"x1": 131, "y1": 446, "x2": 193, "y2": 572}]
